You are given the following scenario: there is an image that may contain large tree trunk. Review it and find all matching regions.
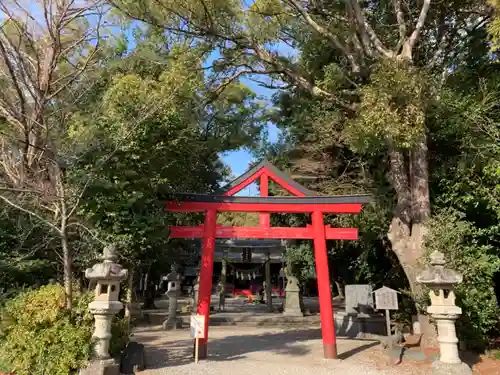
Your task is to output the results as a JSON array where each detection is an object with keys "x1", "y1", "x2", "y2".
[{"x1": 387, "y1": 135, "x2": 430, "y2": 301}]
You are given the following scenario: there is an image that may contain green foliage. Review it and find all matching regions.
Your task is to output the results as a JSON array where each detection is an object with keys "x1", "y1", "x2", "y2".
[
  {"x1": 217, "y1": 212, "x2": 260, "y2": 226},
  {"x1": 284, "y1": 243, "x2": 315, "y2": 283},
  {"x1": 0, "y1": 207, "x2": 57, "y2": 292},
  {"x1": 488, "y1": 0, "x2": 500, "y2": 51},
  {"x1": 110, "y1": 316, "x2": 130, "y2": 356},
  {"x1": 0, "y1": 285, "x2": 129, "y2": 375},
  {"x1": 346, "y1": 62, "x2": 430, "y2": 151},
  {"x1": 0, "y1": 286, "x2": 93, "y2": 375},
  {"x1": 425, "y1": 209, "x2": 500, "y2": 350}
]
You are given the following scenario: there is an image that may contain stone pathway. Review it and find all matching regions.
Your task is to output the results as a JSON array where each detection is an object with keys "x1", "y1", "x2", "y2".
[{"x1": 132, "y1": 326, "x2": 431, "y2": 375}]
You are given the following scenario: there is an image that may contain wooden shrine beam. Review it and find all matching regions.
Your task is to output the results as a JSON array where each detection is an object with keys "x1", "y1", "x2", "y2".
[
  {"x1": 168, "y1": 193, "x2": 371, "y2": 205},
  {"x1": 167, "y1": 201, "x2": 363, "y2": 213},
  {"x1": 169, "y1": 225, "x2": 359, "y2": 240}
]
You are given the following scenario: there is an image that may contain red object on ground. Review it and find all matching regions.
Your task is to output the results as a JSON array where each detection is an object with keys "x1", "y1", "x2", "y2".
[
  {"x1": 232, "y1": 289, "x2": 254, "y2": 302},
  {"x1": 166, "y1": 160, "x2": 370, "y2": 360}
]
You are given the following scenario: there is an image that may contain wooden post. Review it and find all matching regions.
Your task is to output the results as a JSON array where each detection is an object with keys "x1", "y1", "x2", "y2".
[
  {"x1": 386, "y1": 309, "x2": 391, "y2": 338},
  {"x1": 312, "y1": 210, "x2": 337, "y2": 359},
  {"x1": 259, "y1": 173, "x2": 270, "y2": 227},
  {"x1": 195, "y1": 338, "x2": 199, "y2": 363},
  {"x1": 265, "y1": 251, "x2": 272, "y2": 312},
  {"x1": 195, "y1": 209, "x2": 217, "y2": 360}
]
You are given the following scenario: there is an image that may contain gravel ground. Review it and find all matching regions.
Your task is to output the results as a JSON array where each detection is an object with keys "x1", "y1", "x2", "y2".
[{"x1": 132, "y1": 326, "x2": 431, "y2": 375}]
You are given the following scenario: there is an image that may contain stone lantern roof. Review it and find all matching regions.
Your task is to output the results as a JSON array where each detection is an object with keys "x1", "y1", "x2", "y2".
[
  {"x1": 85, "y1": 244, "x2": 128, "y2": 281},
  {"x1": 416, "y1": 251, "x2": 463, "y2": 287}
]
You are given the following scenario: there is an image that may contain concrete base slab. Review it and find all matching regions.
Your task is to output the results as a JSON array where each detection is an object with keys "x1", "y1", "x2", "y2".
[
  {"x1": 162, "y1": 317, "x2": 183, "y2": 330},
  {"x1": 431, "y1": 361, "x2": 472, "y2": 375},
  {"x1": 282, "y1": 310, "x2": 304, "y2": 317},
  {"x1": 79, "y1": 359, "x2": 120, "y2": 375}
]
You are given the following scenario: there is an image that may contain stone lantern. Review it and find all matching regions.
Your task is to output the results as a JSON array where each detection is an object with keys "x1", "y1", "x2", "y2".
[
  {"x1": 81, "y1": 244, "x2": 128, "y2": 375},
  {"x1": 162, "y1": 264, "x2": 182, "y2": 330},
  {"x1": 416, "y1": 251, "x2": 471, "y2": 375}
]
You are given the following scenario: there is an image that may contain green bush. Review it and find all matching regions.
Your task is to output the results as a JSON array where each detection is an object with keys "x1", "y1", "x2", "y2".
[
  {"x1": 0, "y1": 285, "x2": 93, "y2": 375},
  {"x1": 425, "y1": 209, "x2": 500, "y2": 350},
  {"x1": 0, "y1": 285, "x2": 129, "y2": 375}
]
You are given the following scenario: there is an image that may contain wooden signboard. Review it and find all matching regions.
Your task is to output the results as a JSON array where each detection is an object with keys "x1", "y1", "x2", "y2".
[
  {"x1": 374, "y1": 286, "x2": 399, "y2": 311},
  {"x1": 190, "y1": 314, "x2": 206, "y2": 363},
  {"x1": 373, "y1": 286, "x2": 400, "y2": 339}
]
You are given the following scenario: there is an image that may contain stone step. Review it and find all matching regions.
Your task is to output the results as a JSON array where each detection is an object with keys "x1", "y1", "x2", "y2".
[
  {"x1": 140, "y1": 311, "x2": 320, "y2": 327},
  {"x1": 138, "y1": 310, "x2": 386, "y2": 339}
]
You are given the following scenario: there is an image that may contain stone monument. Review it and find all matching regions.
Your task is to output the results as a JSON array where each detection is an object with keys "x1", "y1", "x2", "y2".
[
  {"x1": 416, "y1": 251, "x2": 472, "y2": 375},
  {"x1": 80, "y1": 244, "x2": 128, "y2": 375},
  {"x1": 162, "y1": 264, "x2": 182, "y2": 330},
  {"x1": 345, "y1": 284, "x2": 374, "y2": 316},
  {"x1": 283, "y1": 269, "x2": 303, "y2": 317}
]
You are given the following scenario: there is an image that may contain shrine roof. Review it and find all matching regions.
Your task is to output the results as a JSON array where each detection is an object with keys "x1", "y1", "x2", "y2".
[
  {"x1": 215, "y1": 159, "x2": 316, "y2": 196},
  {"x1": 165, "y1": 160, "x2": 371, "y2": 205}
]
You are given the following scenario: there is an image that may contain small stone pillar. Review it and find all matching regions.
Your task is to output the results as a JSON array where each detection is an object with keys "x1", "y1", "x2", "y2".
[
  {"x1": 219, "y1": 258, "x2": 227, "y2": 311},
  {"x1": 283, "y1": 269, "x2": 303, "y2": 317},
  {"x1": 416, "y1": 251, "x2": 471, "y2": 375},
  {"x1": 81, "y1": 244, "x2": 128, "y2": 375},
  {"x1": 163, "y1": 264, "x2": 182, "y2": 330},
  {"x1": 265, "y1": 252, "x2": 273, "y2": 312},
  {"x1": 192, "y1": 272, "x2": 200, "y2": 310}
]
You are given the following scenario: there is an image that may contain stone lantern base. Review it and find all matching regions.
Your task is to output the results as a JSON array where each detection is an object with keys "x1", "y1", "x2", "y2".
[
  {"x1": 431, "y1": 360, "x2": 472, "y2": 375},
  {"x1": 79, "y1": 358, "x2": 120, "y2": 375}
]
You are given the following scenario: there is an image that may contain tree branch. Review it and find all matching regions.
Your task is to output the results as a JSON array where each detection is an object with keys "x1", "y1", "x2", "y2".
[
  {"x1": 407, "y1": 0, "x2": 432, "y2": 51},
  {"x1": 285, "y1": 0, "x2": 360, "y2": 72},
  {"x1": 392, "y1": 0, "x2": 407, "y2": 50},
  {"x1": 347, "y1": 0, "x2": 393, "y2": 58},
  {"x1": 0, "y1": 193, "x2": 61, "y2": 233},
  {"x1": 251, "y1": 44, "x2": 357, "y2": 111},
  {"x1": 66, "y1": 221, "x2": 106, "y2": 245}
]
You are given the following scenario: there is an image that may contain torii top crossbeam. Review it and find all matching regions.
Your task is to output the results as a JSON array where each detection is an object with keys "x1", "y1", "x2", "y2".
[
  {"x1": 168, "y1": 160, "x2": 370, "y2": 240},
  {"x1": 166, "y1": 160, "x2": 371, "y2": 361}
]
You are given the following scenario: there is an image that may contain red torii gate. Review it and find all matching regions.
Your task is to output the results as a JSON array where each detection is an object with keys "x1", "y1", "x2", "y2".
[{"x1": 167, "y1": 160, "x2": 370, "y2": 360}]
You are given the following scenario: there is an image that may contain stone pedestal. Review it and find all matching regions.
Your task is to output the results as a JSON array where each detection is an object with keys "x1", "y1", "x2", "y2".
[
  {"x1": 283, "y1": 275, "x2": 303, "y2": 317},
  {"x1": 416, "y1": 251, "x2": 471, "y2": 375},
  {"x1": 90, "y1": 302, "x2": 124, "y2": 357},
  {"x1": 163, "y1": 291, "x2": 182, "y2": 330}
]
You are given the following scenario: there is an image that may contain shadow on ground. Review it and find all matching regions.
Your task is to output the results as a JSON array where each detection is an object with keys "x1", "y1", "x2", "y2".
[
  {"x1": 140, "y1": 328, "x2": 380, "y2": 370},
  {"x1": 459, "y1": 350, "x2": 482, "y2": 369}
]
